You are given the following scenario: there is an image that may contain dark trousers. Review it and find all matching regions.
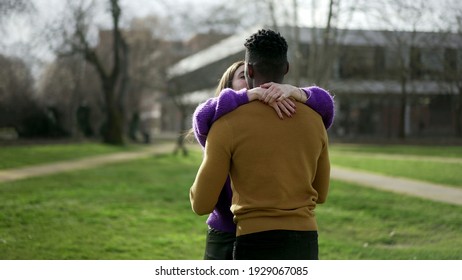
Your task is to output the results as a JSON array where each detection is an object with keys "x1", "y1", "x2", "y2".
[
  {"x1": 233, "y1": 230, "x2": 318, "y2": 260},
  {"x1": 204, "y1": 228, "x2": 235, "y2": 260}
]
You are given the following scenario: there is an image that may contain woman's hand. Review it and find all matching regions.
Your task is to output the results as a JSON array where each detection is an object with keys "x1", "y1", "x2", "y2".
[
  {"x1": 247, "y1": 84, "x2": 296, "y2": 119},
  {"x1": 247, "y1": 87, "x2": 265, "y2": 101},
  {"x1": 259, "y1": 82, "x2": 307, "y2": 104},
  {"x1": 269, "y1": 99, "x2": 296, "y2": 119}
]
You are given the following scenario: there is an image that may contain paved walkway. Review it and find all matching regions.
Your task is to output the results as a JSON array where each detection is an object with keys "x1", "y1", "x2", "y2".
[
  {"x1": 0, "y1": 142, "x2": 175, "y2": 183},
  {"x1": 333, "y1": 151, "x2": 462, "y2": 164},
  {"x1": 331, "y1": 166, "x2": 462, "y2": 206},
  {"x1": 1, "y1": 142, "x2": 461, "y2": 206}
]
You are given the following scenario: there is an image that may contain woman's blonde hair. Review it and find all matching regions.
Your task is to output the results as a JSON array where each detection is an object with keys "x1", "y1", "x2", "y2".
[
  {"x1": 214, "y1": 60, "x2": 245, "y2": 96},
  {"x1": 186, "y1": 61, "x2": 245, "y2": 142}
]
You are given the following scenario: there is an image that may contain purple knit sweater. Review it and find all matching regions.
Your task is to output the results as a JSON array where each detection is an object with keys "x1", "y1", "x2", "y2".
[{"x1": 192, "y1": 86, "x2": 334, "y2": 233}]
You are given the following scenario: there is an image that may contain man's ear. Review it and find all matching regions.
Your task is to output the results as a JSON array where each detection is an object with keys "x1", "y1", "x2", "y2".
[
  {"x1": 284, "y1": 62, "x2": 289, "y2": 75},
  {"x1": 247, "y1": 63, "x2": 254, "y2": 78}
]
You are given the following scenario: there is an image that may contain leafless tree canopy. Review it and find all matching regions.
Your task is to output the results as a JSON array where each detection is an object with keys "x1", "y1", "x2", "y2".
[{"x1": 0, "y1": 0, "x2": 34, "y2": 17}]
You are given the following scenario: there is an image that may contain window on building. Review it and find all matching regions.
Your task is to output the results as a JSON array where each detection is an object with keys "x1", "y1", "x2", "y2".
[
  {"x1": 444, "y1": 48, "x2": 458, "y2": 74},
  {"x1": 420, "y1": 47, "x2": 444, "y2": 79},
  {"x1": 384, "y1": 47, "x2": 405, "y2": 79},
  {"x1": 410, "y1": 46, "x2": 422, "y2": 79},
  {"x1": 339, "y1": 46, "x2": 376, "y2": 79},
  {"x1": 374, "y1": 47, "x2": 385, "y2": 79}
]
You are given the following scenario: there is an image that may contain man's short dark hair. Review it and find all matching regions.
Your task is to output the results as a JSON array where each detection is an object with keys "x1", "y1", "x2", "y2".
[{"x1": 244, "y1": 29, "x2": 288, "y2": 78}]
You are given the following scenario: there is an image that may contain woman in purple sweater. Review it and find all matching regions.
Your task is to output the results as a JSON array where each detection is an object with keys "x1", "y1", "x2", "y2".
[{"x1": 192, "y1": 61, "x2": 334, "y2": 260}]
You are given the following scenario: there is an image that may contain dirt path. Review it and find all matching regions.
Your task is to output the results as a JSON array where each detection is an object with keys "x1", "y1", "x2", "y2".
[
  {"x1": 332, "y1": 151, "x2": 462, "y2": 164},
  {"x1": 1, "y1": 142, "x2": 461, "y2": 206},
  {"x1": 331, "y1": 166, "x2": 462, "y2": 206},
  {"x1": 0, "y1": 142, "x2": 175, "y2": 183}
]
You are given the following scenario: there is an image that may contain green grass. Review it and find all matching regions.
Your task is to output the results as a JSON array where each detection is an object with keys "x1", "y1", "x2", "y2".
[
  {"x1": 330, "y1": 144, "x2": 462, "y2": 188},
  {"x1": 318, "y1": 180, "x2": 462, "y2": 259},
  {"x1": 1, "y1": 148, "x2": 461, "y2": 260},
  {"x1": 0, "y1": 142, "x2": 140, "y2": 170},
  {"x1": 0, "y1": 152, "x2": 207, "y2": 260}
]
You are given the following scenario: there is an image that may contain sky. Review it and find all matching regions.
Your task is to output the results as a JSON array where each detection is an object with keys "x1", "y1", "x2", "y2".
[
  {"x1": 0, "y1": 0, "x2": 207, "y2": 73},
  {"x1": 2, "y1": 0, "x2": 222, "y2": 56},
  {"x1": 4, "y1": 0, "x2": 448, "y2": 46},
  {"x1": 4, "y1": 0, "x2": 448, "y2": 41}
]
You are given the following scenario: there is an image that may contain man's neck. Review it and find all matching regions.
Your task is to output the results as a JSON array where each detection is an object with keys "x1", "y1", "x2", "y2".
[{"x1": 254, "y1": 78, "x2": 284, "y2": 87}]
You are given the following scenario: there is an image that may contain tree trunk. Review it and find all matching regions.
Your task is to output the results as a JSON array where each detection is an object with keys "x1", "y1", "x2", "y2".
[
  {"x1": 102, "y1": 81, "x2": 124, "y2": 145},
  {"x1": 173, "y1": 105, "x2": 189, "y2": 157},
  {"x1": 398, "y1": 77, "x2": 407, "y2": 139},
  {"x1": 291, "y1": 0, "x2": 301, "y2": 86},
  {"x1": 455, "y1": 87, "x2": 462, "y2": 137},
  {"x1": 308, "y1": 0, "x2": 338, "y2": 87}
]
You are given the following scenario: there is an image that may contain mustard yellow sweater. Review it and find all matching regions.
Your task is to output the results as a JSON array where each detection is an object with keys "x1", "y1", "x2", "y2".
[{"x1": 190, "y1": 101, "x2": 330, "y2": 236}]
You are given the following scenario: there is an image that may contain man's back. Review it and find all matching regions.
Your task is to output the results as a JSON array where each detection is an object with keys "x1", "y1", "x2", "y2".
[
  {"x1": 209, "y1": 100, "x2": 330, "y2": 236},
  {"x1": 191, "y1": 28, "x2": 330, "y2": 259}
]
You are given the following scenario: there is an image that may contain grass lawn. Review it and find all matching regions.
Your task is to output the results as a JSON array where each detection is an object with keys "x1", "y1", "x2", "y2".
[
  {"x1": 1, "y1": 148, "x2": 461, "y2": 260},
  {"x1": 0, "y1": 152, "x2": 207, "y2": 260},
  {"x1": 0, "y1": 142, "x2": 140, "y2": 170},
  {"x1": 318, "y1": 180, "x2": 461, "y2": 259},
  {"x1": 330, "y1": 144, "x2": 462, "y2": 188}
]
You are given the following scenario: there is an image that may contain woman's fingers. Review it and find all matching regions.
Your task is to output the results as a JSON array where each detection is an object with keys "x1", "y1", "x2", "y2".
[
  {"x1": 267, "y1": 100, "x2": 293, "y2": 119},
  {"x1": 281, "y1": 99, "x2": 296, "y2": 111},
  {"x1": 279, "y1": 99, "x2": 296, "y2": 114},
  {"x1": 270, "y1": 103, "x2": 284, "y2": 119},
  {"x1": 277, "y1": 101, "x2": 292, "y2": 118},
  {"x1": 263, "y1": 87, "x2": 279, "y2": 104},
  {"x1": 261, "y1": 83, "x2": 301, "y2": 105}
]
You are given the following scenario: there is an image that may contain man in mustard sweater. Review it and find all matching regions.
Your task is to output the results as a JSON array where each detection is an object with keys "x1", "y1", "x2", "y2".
[{"x1": 190, "y1": 29, "x2": 330, "y2": 260}]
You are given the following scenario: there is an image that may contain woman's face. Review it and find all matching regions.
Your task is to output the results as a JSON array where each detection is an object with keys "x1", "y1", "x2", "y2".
[{"x1": 231, "y1": 65, "x2": 248, "y2": 90}]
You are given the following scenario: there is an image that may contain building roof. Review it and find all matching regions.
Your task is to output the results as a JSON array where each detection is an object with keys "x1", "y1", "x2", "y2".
[{"x1": 167, "y1": 26, "x2": 261, "y2": 78}]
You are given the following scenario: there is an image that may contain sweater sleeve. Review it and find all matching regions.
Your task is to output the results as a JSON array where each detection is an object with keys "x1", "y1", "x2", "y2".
[
  {"x1": 301, "y1": 86, "x2": 335, "y2": 130},
  {"x1": 192, "y1": 88, "x2": 249, "y2": 147},
  {"x1": 190, "y1": 117, "x2": 233, "y2": 215}
]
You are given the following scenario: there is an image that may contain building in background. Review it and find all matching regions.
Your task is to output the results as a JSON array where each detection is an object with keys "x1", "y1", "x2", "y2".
[{"x1": 166, "y1": 26, "x2": 462, "y2": 142}]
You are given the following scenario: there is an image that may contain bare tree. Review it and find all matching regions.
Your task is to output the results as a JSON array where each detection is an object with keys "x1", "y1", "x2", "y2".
[
  {"x1": 38, "y1": 54, "x2": 103, "y2": 138},
  {"x1": 246, "y1": 0, "x2": 362, "y2": 88},
  {"x1": 161, "y1": 1, "x2": 239, "y2": 156},
  {"x1": 306, "y1": 0, "x2": 340, "y2": 87},
  {"x1": 168, "y1": 83, "x2": 189, "y2": 157},
  {"x1": 0, "y1": 0, "x2": 34, "y2": 24},
  {"x1": 365, "y1": 0, "x2": 432, "y2": 139},
  {"x1": 0, "y1": 55, "x2": 33, "y2": 126},
  {"x1": 290, "y1": 0, "x2": 302, "y2": 85},
  {"x1": 0, "y1": 54, "x2": 50, "y2": 137},
  {"x1": 300, "y1": 0, "x2": 362, "y2": 87},
  {"x1": 54, "y1": 0, "x2": 129, "y2": 145},
  {"x1": 0, "y1": 1, "x2": 36, "y2": 55},
  {"x1": 436, "y1": 0, "x2": 462, "y2": 137},
  {"x1": 124, "y1": 15, "x2": 177, "y2": 143}
]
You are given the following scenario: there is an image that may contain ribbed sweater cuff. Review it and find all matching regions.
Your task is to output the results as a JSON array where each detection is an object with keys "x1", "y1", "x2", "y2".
[{"x1": 303, "y1": 86, "x2": 335, "y2": 130}]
